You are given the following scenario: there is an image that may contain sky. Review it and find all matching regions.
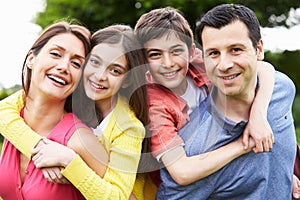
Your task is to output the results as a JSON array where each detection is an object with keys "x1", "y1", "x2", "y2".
[{"x1": 0, "y1": 0, "x2": 300, "y2": 88}]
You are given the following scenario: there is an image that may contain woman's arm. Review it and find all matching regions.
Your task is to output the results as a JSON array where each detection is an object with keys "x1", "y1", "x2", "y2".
[
  {"x1": 60, "y1": 123, "x2": 145, "y2": 200},
  {"x1": 161, "y1": 136, "x2": 254, "y2": 186},
  {"x1": 243, "y1": 61, "x2": 275, "y2": 153},
  {"x1": 0, "y1": 90, "x2": 42, "y2": 158}
]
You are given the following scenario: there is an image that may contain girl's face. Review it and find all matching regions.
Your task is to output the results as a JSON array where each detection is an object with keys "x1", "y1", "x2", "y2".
[
  {"x1": 84, "y1": 43, "x2": 128, "y2": 106},
  {"x1": 27, "y1": 33, "x2": 86, "y2": 101},
  {"x1": 144, "y1": 33, "x2": 192, "y2": 96}
]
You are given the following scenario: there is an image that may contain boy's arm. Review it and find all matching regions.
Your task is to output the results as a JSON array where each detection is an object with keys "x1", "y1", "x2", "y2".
[
  {"x1": 161, "y1": 136, "x2": 254, "y2": 186},
  {"x1": 243, "y1": 61, "x2": 275, "y2": 153},
  {"x1": 0, "y1": 90, "x2": 42, "y2": 158}
]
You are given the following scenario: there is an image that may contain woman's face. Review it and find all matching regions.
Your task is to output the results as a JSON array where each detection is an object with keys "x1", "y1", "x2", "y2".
[
  {"x1": 83, "y1": 43, "x2": 128, "y2": 105},
  {"x1": 27, "y1": 33, "x2": 86, "y2": 101}
]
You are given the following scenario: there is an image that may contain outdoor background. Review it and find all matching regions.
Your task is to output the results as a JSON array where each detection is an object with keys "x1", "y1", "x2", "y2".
[{"x1": 0, "y1": 0, "x2": 300, "y2": 151}]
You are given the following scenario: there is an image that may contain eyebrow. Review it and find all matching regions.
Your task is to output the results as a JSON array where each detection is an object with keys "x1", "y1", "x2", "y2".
[
  {"x1": 54, "y1": 44, "x2": 85, "y2": 60},
  {"x1": 90, "y1": 53, "x2": 128, "y2": 71},
  {"x1": 146, "y1": 44, "x2": 185, "y2": 53}
]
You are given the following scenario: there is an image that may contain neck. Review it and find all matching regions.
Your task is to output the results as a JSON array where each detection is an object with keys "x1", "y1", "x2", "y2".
[
  {"x1": 213, "y1": 87, "x2": 256, "y2": 123},
  {"x1": 24, "y1": 95, "x2": 66, "y2": 136},
  {"x1": 95, "y1": 95, "x2": 118, "y2": 119}
]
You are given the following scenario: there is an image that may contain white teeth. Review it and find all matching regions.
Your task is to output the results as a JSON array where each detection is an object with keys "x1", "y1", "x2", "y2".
[
  {"x1": 162, "y1": 71, "x2": 177, "y2": 77},
  {"x1": 91, "y1": 81, "x2": 105, "y2": 89},
  {"x1": 222, "y1": 75, "x2": 237, "y2": 80},
  {"x1": 48, "y1": 75, "x2": 66, "y2": 85}
]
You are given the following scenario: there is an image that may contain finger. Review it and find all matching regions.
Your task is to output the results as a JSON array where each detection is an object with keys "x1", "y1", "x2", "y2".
[
  {"x1": 242, "y1": 132, "x2": 249, "y2": 149},
  {"x1": 254, "y1": 141, "x2": 263, "y2": 153}
]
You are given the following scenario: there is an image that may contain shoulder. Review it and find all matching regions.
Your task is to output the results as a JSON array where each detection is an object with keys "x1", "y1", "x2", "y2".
[
  {"x1": 273, "y1": 71, "x2": 296, "y2": 100},
  {"x1": 110, "y1": 96, "x2": 145, "y2": 134}
]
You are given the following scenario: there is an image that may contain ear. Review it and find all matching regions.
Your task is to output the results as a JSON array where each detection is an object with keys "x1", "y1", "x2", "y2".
[
  {"x1": 26, "y1": 51, "x2": 35, "y2": 69},
  {"x1": 256, "y1": 39, "x2": 264, "y2": 61},
  {"x1": 188, "y1": 43, "x2": 196, "y2": 61}
]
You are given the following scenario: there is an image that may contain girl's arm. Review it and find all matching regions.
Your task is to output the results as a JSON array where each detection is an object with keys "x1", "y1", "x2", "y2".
[
  {"x1": 161, "y1": 136, "x2": 254, "y2": 186},
  {"x1": 60, "y1": 123, "x2": 145, "y2": 200},
  {"x1": 0, "y1": 90, "x2": 42, "y2": 158},
  {"x1": 0, "y1": 90, "x2": 109, "y2": 179},
  {"x1": 243, "y1": 61, "x2": 275, "y2": 153},
  {"x1": 33, "y1": 118, "x2": 145, "y2": 200}
]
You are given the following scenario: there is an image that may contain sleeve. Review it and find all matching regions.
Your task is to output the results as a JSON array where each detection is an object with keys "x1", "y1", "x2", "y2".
[
  {"x1": 0, "y1": 90, "x2": 42, "y2": 158},
  {"x1": 149, "y1": 101, "x2": 184, "y2": 159},
  {"x1": 62, "y1": 121, "x2": 145, "y2": 200}
]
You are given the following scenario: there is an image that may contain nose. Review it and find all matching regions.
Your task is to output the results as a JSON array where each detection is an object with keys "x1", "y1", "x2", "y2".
[
  {"x1": 94, "y1": 67, "x2": 107, "y2": 81},
  {"x1": 56, "y1": 58, "x2": 70, "y2": 73},
  {"x1": 162, "y1": 53, "x2": 174, "y2": 68},
  {"x1": 217, "y1": 54, "x2": 233, "y2": 72}
]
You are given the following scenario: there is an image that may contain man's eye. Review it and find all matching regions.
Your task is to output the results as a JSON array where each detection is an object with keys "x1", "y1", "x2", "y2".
[{"x1": 208, "y1": 51, "x2": 219, "y2": 57}]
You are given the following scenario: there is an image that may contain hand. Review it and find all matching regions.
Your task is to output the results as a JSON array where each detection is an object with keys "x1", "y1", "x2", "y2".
[
  {"x1": 293, "y1": 174, "x2": 300, "y2": 199},
  {"x1": 41, "y1": 167, "x2": 70, "y2": 184},
  {"x1": 31, "y1": 137, "x2": 77, "y2": 168},
  {"x1": 242, "y1": 112, "x2": 274, "y2": 153},
  {"x1": 128, "y1": 193, "x2": 137, "y2": 200}
]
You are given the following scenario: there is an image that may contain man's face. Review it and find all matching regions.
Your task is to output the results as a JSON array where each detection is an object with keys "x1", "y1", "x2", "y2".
[{"x1": 201, "y1": 20, "x2": 264, "y2": 98}]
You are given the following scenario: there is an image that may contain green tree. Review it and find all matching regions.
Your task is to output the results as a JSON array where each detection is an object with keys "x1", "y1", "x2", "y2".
[{"x1": 35, "y1": 0, "x2": 299, "y2": 33}]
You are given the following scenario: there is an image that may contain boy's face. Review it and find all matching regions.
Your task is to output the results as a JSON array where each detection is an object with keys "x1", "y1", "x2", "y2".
[
  {"x1": 144, "y1": 33, "x2": 191, "y2": 95},
  {"x1": 201, "y1": 20, "x2": 264, "y2": 98}
]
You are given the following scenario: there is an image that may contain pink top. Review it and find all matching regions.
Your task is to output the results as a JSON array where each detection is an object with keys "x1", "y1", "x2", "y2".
[
  {"x1": 0, "y1": 112, "x2": 89, "y2": 200},
  {"x1": 147, "y1": 49, "x2": 211, "y2": 158}
]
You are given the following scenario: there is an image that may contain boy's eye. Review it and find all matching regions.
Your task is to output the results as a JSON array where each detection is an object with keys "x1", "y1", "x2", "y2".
[
  {"x1": 148, "y1": 52, "x2": 161, "y2": 59},
  {"x1": 171, "y1": 48, "x2": 183, "y2": 55}
]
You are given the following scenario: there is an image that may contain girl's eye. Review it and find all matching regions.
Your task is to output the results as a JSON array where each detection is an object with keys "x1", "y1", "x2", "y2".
[
  {"x1": 111, "y1": 68, "x2": 122, "y2": 75},
  {"x1": 89, "y1": 58, "x2": 100, "y2": 66}
]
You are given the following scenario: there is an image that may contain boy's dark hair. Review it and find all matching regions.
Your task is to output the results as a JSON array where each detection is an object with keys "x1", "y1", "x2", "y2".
[
  {"x1": 134, "y1": 7, "x2": 194, "y2": 49},
  {"x1": 195, "y1": 4, "x2": 261, "y2": 49}
]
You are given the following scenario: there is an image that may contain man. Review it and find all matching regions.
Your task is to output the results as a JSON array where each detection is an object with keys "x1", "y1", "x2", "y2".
[{"x1": 156, "y1": 4, "x2": 297, "y2": 199}]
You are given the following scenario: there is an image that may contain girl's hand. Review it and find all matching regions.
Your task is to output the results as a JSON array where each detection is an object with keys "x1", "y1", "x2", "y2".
[
  {"x1": 41, "y1": 167, "x2": 70, "y2": 184},
  {"x1": 31, "y1": 137, "x2": 77, "y2": 168}
]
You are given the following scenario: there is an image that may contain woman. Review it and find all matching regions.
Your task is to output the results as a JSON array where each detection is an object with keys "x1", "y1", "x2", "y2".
[{"x1": 0, "y1": 21, "x2": 108, "y2": 199}]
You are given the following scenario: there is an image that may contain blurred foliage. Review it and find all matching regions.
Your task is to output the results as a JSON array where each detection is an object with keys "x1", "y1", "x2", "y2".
[
  {"x1": 0, "y1": 85, "x2": 21, "y2": 142},
  {"x1": 35, "y1": 0, "x2": 300, "y2": 33}
]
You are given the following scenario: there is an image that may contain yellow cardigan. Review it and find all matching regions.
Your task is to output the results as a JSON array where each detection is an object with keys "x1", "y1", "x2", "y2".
[{"x1": 0, "y1": 90, "x2": 147, "y2": 199}]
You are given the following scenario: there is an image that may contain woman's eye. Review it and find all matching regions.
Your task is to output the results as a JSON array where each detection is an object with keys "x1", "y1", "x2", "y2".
[
  {"x1": 50, "y1": 51, "x2": 61, "y2": 57},
  {"x1": 71, "y1": 61, "x2": 82, "y2": 69}
]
